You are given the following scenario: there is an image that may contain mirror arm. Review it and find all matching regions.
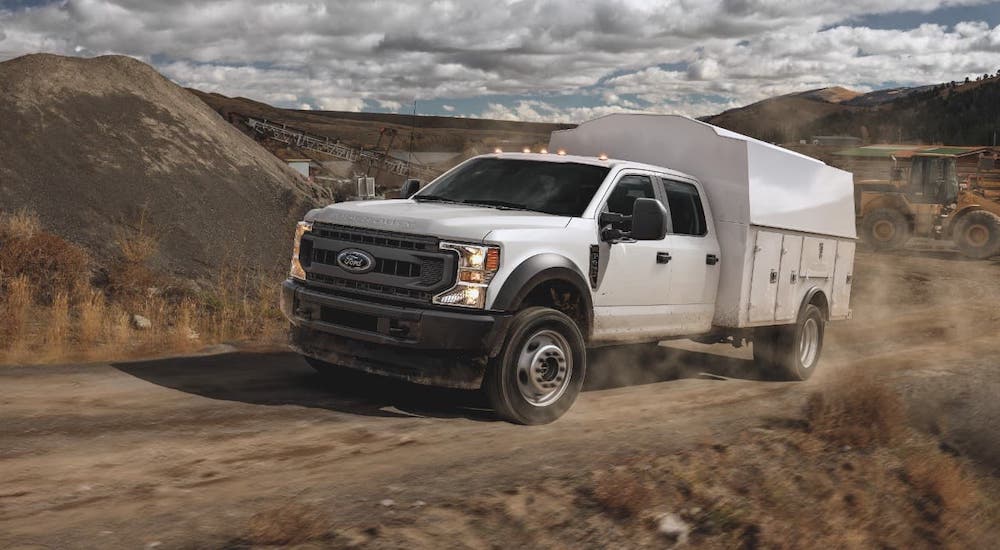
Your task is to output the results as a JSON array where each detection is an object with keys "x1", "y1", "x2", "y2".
[{"x1": 600, "y1": 225, "x2": 633, "y2": 244}]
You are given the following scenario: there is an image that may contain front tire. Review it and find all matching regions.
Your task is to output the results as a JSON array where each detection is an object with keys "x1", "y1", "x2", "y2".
[
  {"x1": 861, "y1": 208, "x2": 911, "y2": 251},
  {"x1": 484, "y1": 307, "x2": 586, "y2": 425},
  {"x1": 953, "y1": 210, "x2": 1000, "y2": 259},
  {"x1": 753, "y1": 304, "x2": 825, "y2": 381}
]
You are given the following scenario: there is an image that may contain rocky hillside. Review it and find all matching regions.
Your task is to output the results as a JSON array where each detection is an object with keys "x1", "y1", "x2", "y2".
[{"x1": 0, "y1": 54, "x2": 319, "y2": 276}]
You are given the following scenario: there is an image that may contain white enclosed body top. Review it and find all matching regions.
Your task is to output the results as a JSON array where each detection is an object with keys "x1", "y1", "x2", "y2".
[{"x1": 550, "y1": 114, "x2": 856, "y2": 327}]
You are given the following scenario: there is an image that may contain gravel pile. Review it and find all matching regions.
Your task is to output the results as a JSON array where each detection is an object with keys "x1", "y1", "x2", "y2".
[{"x1": 0, "y1": 53, "x2": 318, "y2": 275}]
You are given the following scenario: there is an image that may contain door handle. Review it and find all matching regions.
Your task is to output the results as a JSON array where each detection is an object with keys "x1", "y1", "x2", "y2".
[
  {"x1": 656, "y1": 252, "x2": 672, "y2": 264},
  {"x1": 706, "y1": 254, "x2": 719, "y2": 265}
]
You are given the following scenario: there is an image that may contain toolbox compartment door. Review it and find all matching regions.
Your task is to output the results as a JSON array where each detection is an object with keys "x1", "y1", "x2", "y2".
[{"x1": 747, "y1": 230, "x2": 783, "y2": 323}]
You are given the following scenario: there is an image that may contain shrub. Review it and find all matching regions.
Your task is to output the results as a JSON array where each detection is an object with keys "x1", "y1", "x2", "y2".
[
  {"x1": 804, "y1": 367, "x2": 906, "y2": 447},
  {"x1": 0, "y1": 231, "x2": 90, "y2": 304}
]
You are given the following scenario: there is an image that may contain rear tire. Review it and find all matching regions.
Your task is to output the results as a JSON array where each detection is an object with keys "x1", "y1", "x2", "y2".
[
  {"x1": 753, "y1": 304, "x2": 825, "y2": 381},
  {"x1": 483, "y1": 307, "x2": 586, "y2": 425},
  {"x1": 953, "y1": 210, "x2": 1000, "y2": 259},
  {"x1": 861, "y1": 208, "x2": 911, "y2": 251}
]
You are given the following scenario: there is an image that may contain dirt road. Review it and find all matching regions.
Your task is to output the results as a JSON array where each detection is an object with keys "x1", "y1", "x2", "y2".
[{"x1": 2, "y1": 248, "x2": 999, "y2": 548}]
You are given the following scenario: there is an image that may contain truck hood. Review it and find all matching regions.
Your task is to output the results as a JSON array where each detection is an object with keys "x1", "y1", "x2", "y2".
[{"x1": 305, "y1": 199, "x2": 571, "y2": 242}]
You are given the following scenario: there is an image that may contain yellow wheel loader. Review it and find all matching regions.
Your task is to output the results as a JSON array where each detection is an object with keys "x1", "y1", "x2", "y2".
[{"x1": 857, "y1": 154, "x2": 1000, "y2": 259}]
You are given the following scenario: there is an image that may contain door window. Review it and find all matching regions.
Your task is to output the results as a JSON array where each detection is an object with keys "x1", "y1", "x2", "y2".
[
  {"x1": 604, "y1": 174, "x2": 656, "y2": 231},
  {"x1": 661, "y1": 179, "x2": 707, "y2": 236}
]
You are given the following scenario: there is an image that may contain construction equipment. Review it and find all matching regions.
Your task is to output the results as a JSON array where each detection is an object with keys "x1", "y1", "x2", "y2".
[
  {"x1": 857, "y1": 153, "x2": 1000, "y2": 258},
  {"x1": 244, "y1": 117, "x2": 439, "y2": 180}
]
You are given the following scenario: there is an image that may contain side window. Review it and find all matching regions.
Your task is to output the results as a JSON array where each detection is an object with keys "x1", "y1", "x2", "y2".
[
  {"x1": 605, "y1": 174, "x2": 655, "y2": 231},
  {"x1": 662, "y1": 179, "x2": 707, "y2": 236}
]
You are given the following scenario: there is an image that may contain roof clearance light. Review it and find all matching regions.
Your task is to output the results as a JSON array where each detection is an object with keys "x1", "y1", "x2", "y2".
[
  {"x1": 523, "y1": 147, "x2": 531, "y2": 154},
  {"x1": 539, "y1": 148, "x2": 548, "y2": 154},
  {"x1": 557, "y1": 149, "x2": 567, "y2": 156},
  {"x1": 494, "y1": 147, "x2": 503, "y2": 154},
  {"x1": 598, "y1": 153, "x2": 609, "y2": 161}
]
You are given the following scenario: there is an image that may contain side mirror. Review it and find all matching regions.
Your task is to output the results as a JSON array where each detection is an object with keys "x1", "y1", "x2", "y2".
[
  {"x1": 630, "y1": 198, "x2": 669, "y2": 240},
  {"x1": 400, "y1": 179, "x2": 422, "y2": 198}
]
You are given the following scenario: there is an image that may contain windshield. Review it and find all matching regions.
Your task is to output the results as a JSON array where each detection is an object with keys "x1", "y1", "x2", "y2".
[{"x1": 415, "y1": 158, "x2": 610, "y2": 217}]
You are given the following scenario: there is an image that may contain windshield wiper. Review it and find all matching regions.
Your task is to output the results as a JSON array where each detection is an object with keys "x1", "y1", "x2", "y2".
[
  {"x1": 460, "y1": 199, "x2": 529, "y2": 211},
  {"x1": 412, "y1": 194, "x2": 461, "y2": 204}
]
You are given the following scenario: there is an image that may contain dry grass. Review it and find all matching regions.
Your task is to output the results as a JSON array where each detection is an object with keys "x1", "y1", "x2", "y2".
[
  {"x1": 804, "y1": 366, "x2": 907, "y2": 447},
  {"x1": 403, "y1": 371, "x2": 994, "y2": 549},
  {"x1": 0, "y1": 227, "x2": 89, "y2": 304},
  {"x1": 591, "y1": 469, "x2": 656, "y2": 519},
  {"x1": 904, "y1": 451, "x2": 981, "y2": 538},
  {"x1": 0, "y1": 208, "x2": 42, "y2": 239},
  {"x1": 244, "y1": 503, "x2": 331, "y2": 546},
  {"x1": 0, "y1": 210, "x2": 287, "y2": 366}
]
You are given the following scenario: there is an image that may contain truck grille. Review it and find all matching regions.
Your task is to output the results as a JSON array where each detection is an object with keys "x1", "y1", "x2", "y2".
[
  {"x1": 311, "y1": 224, "x2": 437, "y2": 251},
  {"x1": 312, "y1": 248, "x2": 435, "y2": 279},
  {"x1": 306, "y1": 272, "x2": 436, "y2": 302},
  {"x1": 301, "y1": 223, "x2": 456, "y2": 304}
]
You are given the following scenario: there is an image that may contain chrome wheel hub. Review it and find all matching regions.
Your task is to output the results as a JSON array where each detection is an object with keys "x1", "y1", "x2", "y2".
[
  {"x1": 516, "y1": 329, "x2": 572, "y2": 407},
  {"x1": 799, "y1": 318, "x2": 820, "y2": 369}
]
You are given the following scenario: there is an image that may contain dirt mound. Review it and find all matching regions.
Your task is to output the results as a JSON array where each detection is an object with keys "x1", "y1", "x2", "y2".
[{"x1": 0, "y1": 54, "x2": 318, "y2": 276}]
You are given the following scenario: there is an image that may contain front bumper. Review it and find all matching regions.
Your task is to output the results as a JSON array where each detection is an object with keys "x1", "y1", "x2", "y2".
[{"x1": 280, "y1": 279, "x2": 511, "y2": 388}]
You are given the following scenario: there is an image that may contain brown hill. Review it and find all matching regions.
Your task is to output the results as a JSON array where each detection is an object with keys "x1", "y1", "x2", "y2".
[
  {"x1": 191, "y1": 90, "x2": 572, "y2": 154},
  {"x1": 703, "y1": 87, "x2": 862, "y2": 143},
  {"x1": 704, "y1": 75, "x2": 1000, "y2": 145},
  {"x1": 0, "y1": 54, "x2": 318, "y2": 276}
]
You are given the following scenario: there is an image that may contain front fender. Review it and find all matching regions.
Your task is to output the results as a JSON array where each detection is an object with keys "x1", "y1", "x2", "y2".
[{"x1": 491, "y1": 253, "x2": 593, "y2": 336}]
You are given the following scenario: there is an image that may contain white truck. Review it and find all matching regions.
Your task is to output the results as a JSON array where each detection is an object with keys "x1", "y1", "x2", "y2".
[{"x1": 280, "y1": 114, "x2": 856, "y2": 424}]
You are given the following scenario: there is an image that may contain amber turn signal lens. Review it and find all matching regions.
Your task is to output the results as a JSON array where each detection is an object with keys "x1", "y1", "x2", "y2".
[
  {"x1": 485, "y1": 248, "x2": 500, "y2": 271},
  {"x1": 460, "y1": 270, "x2": 485, "y2": 283}
]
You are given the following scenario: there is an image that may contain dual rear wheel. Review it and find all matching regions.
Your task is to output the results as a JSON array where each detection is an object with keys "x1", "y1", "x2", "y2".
[{"x1": 752, "y1": 304, "x2": 826, "y2": 381}]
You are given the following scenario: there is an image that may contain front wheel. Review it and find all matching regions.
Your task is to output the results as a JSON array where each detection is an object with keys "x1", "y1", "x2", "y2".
[
  {"x1": 953, "y1": 210, "x2": 1000, "y2": 259},
  {"x1": 483, "y1": 307, "x2": 586, "y2": 425},
  {"x1": 753, "y1": 304, "x2": 825, "y2": 381}
]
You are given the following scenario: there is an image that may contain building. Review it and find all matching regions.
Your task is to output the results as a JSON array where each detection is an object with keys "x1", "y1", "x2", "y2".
[{"x1": 284, "y1": 158, "x2": 313, "y2": 178}]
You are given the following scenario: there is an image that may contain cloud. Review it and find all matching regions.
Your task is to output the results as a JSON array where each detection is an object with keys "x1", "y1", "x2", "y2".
[
  {"x1": 442, "y1": 104, "x2": 456, "y2": 112},
  {"x1": 0, "y1": 0, "x2": 999, "y2": 121}
]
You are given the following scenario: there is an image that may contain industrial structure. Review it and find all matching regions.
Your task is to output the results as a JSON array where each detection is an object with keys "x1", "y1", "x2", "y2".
[{"x1": 244, "y1": 117, "x2": 440, "y2": 181}]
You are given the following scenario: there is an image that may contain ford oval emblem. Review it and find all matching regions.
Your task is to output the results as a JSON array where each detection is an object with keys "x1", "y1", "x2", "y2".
[{"x1": 336, "y1": 249, "x2": 375, "y2": 273}]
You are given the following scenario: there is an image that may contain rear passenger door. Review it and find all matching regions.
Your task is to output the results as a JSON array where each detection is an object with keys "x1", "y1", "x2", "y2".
[{"x1": 658, "y1": 177, "x2": 720, "y2": 329}]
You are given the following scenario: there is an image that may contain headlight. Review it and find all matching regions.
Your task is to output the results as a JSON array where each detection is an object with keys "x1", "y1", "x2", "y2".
[
  {"x1": 289, "y1": 221, "x2": 313, "y2": 281},
  {"x1": 433, "y1": 242, "x2": 500, "y2": 308}
]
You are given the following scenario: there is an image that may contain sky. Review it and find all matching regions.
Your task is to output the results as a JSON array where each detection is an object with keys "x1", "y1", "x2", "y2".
[{"x1": 1, "y1": 1, "x2": 999, "y2": 121}]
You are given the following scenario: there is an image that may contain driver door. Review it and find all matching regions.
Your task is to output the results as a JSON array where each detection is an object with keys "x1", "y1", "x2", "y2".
[{"x1": 592, "y1": 172, "x2": 676, "y2": 342}]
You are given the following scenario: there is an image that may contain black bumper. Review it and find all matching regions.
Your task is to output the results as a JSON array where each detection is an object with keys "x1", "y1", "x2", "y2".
[{"x1": 280, "y1": 279, "x2": 511, "y2": 388}]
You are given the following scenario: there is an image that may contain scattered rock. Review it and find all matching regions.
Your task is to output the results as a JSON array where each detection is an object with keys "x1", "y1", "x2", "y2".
[
  {"x1": 131, "y1": 314, "x2": 152, "y2": 330},
  {"x1": 657, "y1": 513, "x2": 690, "y2": 546},
  {"x1": 412, "y1": 500, "x2": 427, "y2": 508},
  {"x1": 380, "y1": 499, "x2": 395, "y2": 508},
  {"x1": 397, "y1": 435, "x2": 415, "y2": 445}
]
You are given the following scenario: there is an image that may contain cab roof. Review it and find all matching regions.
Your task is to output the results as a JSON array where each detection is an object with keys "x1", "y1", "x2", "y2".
[{"x1": 481, "y1": 152, "x2": 700, "y2": 183}]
